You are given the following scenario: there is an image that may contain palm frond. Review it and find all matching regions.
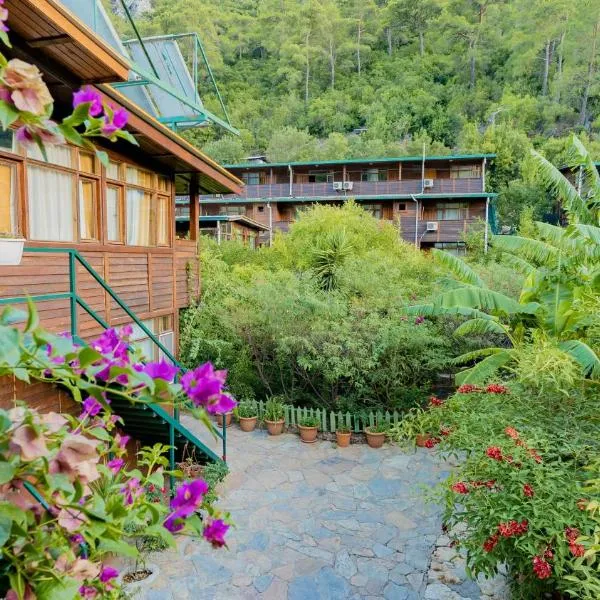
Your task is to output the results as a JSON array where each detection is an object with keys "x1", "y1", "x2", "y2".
[
  {"x1": 569, "y1": 137, "x2": 600, "y2": 218},
  {"x1": 559, "y1": 340, "x2": 600, "y2": 378},
  {"x1": 500, "y1": 253, "x2": 537, "y2": 277},
  {"x1": 492, "y1": 234, "x2": 559, "y2": 266},
  {"x1": 431, "y1": 249, "x2": 485, "y2": 287},
  {"x1": 455, "y1": 350, "x2": 514, "y2": 385},
  {"x1": 453, "y1": 318, "x2": 510, "y2": 339},
  {"x1": 451, "y1": 347, "x2": 505, "y2": 366},
  {"x1": 435, "y1": 287, "x2": 540, "y2": 316}
]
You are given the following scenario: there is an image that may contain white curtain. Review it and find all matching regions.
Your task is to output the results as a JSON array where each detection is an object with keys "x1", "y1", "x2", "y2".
[
  {"x1": 106, "y1": 187, "x2": 120, "y2": 242},
  {"x1": 126, "y1": 188, "x2": 151, "y2": 245},
  {"x1": 28, "y1": 166, "x2": 74, "y2": 241},
  {"x1": 28, "y1": 145, "x2": 72, "y2": 168}
]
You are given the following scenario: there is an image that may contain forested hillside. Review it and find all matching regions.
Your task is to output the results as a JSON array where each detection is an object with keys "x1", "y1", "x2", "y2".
[{"x1": 115, "y1": 0, "x2": 600, "y2": 223}]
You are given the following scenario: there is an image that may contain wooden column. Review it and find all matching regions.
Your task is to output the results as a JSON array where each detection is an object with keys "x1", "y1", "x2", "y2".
[{"x1": 189, "y1": 176, "x2": 200, "y2": 241}]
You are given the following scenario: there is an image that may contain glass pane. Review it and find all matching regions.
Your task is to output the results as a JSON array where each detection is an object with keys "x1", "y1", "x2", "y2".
[
  {"x1": 0, "y1": 163, "x2": 17, "y2": 234},
  {"x1": 126, "y1": 188, "x2": 153, "y2": 245},
  {"x1": 158, "y1": 332, "x2": 175, "y2": 362},
  {"x1": 129, "y1": 319, "x2": 155, "y2": 340},
  {"x1": 106, "y1": 186, "x2": 123, "y2": 242},
  {"x1": 0, "y1": 130, "x2": 15, "y2": 152},
  {"x1": 27, "y1": 144, "x2": 72, "y2": 168},
  {"x1": 158, "y1": 176, "x2": 170, "y2": 192},
  {"x1": 157, "y1": 195, "x2": 169, "y2": 246},
  {"x1": 106, "y1": 161, "x2": 120, "y2": 180},
  {"x1": 79, "y1": 180, "x2": 97, "y2": 240},
  {"x1": 126, "y1": 167, "x2": 154, "y2": 188},
  {"x1": 79, "y1": 152, "x2": 96, "y2": 174},
  {"x1": 28, "y1": 166, "x2": 74, "y2": 241}
]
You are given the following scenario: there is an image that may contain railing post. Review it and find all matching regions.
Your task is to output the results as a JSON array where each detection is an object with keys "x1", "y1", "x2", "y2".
[
  {"x1": 69, "y1": 250, "x2": 77, "y2": 338},
  {"x1": 169, "y1": 423, "x2": 175, "y2": 493},
  {"x1": 222, "y1": 417, "x2": 227, "y2": 462}
]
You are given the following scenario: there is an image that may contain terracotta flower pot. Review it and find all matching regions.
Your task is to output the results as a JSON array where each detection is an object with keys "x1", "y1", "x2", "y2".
[
  {"x1": 239, "y1": 416, "x2": 258, "y2": 432},
  {"x1": 336, "y1": 431, "x2": 351, "y2": 448},
  {"x1": 415, "y1": 434, "x2": 429, "y2": 448},
  {"x1": 265, "y1": 419, "x2": 284, "y2": 436},
  {"x1": 365, "y1": 428, "x2": 386, "y2": 449},
  {"x1": 298, "y1": 425, "x2": 318, "y2": 444},
  {"x1": 216, "y1": 412, "x2": 233, "y2": 428}
]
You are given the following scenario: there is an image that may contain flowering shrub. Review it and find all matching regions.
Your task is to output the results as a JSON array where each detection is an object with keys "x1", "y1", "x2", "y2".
[
  {"x1": 391, "y1": 382, "x2": 600, "y2": 599},
  {"x1": 0, "y1": 305, "x2": 235, "y2": 599}
]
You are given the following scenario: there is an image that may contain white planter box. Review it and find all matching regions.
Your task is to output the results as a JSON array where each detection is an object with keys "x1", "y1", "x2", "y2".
[{"x1": 0, "y1": 238, "x2": 25, "y2": 265}]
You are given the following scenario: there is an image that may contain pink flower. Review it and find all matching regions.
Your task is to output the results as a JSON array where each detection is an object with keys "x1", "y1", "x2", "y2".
[
  {"x1": 9, "y1": 424, "x2": 48, "y2": 461},
  {"x1": 115, "y1": 433, "x2": 130, "y2": 450},
  {"x1": 170, "y1": 479, "x2": 208, "y2": 517},
  {"x1": 78, "y1": 586, "x2": 98, "y2": 599},
  {"x1": 81, "y1": 397, "x2": 103, "y2": 418},
  {"x1": 0, "y1": 2, "x2": 9, "y2": 33},
  {"x1": 16, "y1": 121, "x2": 64, "y2": 147},
  {"x1": 203, "y1": 519, "x2": 229, "y2": 548},
  {"x1": 120, "y1": 478, "x2": 142, "y2": 505},
  {"x1": 181, "y1": 363, "x2": 236, "y2": 414},
  {"x1": 58, "y1": 507, "x2": 88, "y2": 532},
  {"x1": 451, "y1": 482, "x2": 469, "y2": 494},
  {"x1": 142, "y1": 360, "x2": 179, "y2": 383},
  {"x1": 3, "y1": 59, "x2": 53, "y2": 115},
  {"x1": 106, "y1": 458, "x2": 124, "y2": 474},
  {"x1": 73, "y1": 86, "x2": 103, "y2": 117},
  {"x1": 101, "y1": 105, "x2": 128, "y2": 136},
  {"x1": 99, "y1": 566, "x2": 119, "y2": 583}
]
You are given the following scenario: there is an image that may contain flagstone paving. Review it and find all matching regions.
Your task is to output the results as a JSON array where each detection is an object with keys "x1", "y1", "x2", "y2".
[{"x1": 138, "y1": 426, "x2": 505, "y2": 599}]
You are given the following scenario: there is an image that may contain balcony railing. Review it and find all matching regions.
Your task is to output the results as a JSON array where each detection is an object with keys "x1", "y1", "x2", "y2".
[{"x1": 200, "y1": 178, "x2": 484, "y2": 201}]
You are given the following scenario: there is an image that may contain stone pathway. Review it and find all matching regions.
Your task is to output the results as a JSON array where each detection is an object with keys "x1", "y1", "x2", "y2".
[{"x1": 137, "y1": 426, "x2": 507, "y2": 599}]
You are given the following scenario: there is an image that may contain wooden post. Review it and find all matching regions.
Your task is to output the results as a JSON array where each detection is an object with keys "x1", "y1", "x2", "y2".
[{"x1": 189, "y1": 176, "x2": 200, "y2": 241}]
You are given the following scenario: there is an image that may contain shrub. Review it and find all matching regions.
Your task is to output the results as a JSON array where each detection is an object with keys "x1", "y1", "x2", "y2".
[
  {"x1": 236, "y1": 400, "x2": 258, "y2": 418},
  {"x1": 299, "y1": 416, "x2": 319, "y2": 428},
  {"x1": 263, "y1": 396, "x2": 285, "y2": 421}
]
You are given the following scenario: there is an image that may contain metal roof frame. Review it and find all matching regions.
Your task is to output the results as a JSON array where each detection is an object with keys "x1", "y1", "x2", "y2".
[{"x1": 200, "y1": 193, "x2": 498, "y2": 204}]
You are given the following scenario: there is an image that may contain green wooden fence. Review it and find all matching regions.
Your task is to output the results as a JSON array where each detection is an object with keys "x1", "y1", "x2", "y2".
[{"x1": 252, "y1": 400, "x2": 401, "y2": 433}]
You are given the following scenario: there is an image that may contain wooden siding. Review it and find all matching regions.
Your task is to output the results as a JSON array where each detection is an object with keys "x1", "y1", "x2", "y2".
[{"x1": 0, "y1": 375, "x2": 79, "y2": 414}]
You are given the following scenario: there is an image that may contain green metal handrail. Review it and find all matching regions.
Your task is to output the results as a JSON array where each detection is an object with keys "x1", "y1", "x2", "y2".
[{"x1": 0, "y1": 246, "x2": 226, "y2": 469}]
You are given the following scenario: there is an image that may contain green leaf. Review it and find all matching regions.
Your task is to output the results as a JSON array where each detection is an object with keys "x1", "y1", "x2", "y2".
[
  {"x1": 57, "y1": 123, "x2": 84, "y2": 147},
  {"x1": 36, "y1": 577, "x2": 80, "y2": 600},
  {"x1": 0, "y1": 462, "x2": 14, "y2": 485},
  {"x1": 0, "y1": 515, "x2": 11, "y2": 548},
  {"x1": 492, "y1": 234, "x2": 559, "y2": 266},
  {"x1": 431, "y1": 249, "x2": 485, "y2": 287},
  {"x1": 77, "y1": 347, "x2": 102, "y2": 368},
  {"x1": 95, "y1": 150, "x2": 109, "y2": 168},
  {"x1": 0, "y1": 100, "x2": 19, "y2": 129},
  {"x1": 435, "y1": 287, "x2": 539, "y2": 316},
  {"x1": 455, "y1": 350, "x2": 514, "y2": 385},
  {"x1": 98, "y1": 539, "x2": 139, "y2": 558},
  {"x1": 451, "y1": 347, "x2": 505, "y2": 366},
  {"x1": 24, "y1": 299, "x2": 39, "y2": 333},
  {"x1": 453, "y1": 318, "x2": 510, "y2": 339},
  {"x1": 116, "y1": 129, "x2": 139, "y2": 146},
  {"x1": 559, "y1": 340, "x2": 600, "y2": 378},
  {"x1": 62, "y1": 103, "x2": 91, "y2": 127},
  {"x1": 88, "y1": 427, "x2": 111, "y2": 441},
  {"x1": 0, "y1": 327, "x2": 21, "y2": 366}
]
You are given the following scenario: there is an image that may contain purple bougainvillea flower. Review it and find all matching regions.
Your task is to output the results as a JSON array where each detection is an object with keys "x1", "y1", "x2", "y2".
[
  {"x1": 99, "y1": 566, "x2": 119, "y2": 583},
  {"x1": 0, "y1": 0, "x2": 9, "y2": 34},
  {"x1": 15, "y1": 121, "x2": 64, "y2": 147},
  {"x1": 78, "y1": 586, "x2": 98, "y2": 599},
  {"x1": 70, "y1": 533, "x2": 85, "y2": 544},
  {"x1": 101, "y1": 105, "x2": 128, "y2": 136},
  {"x1": 170, "y1": 479, "x2": 208, "y2": 517},
  {"x1": 203, "y1": 519, "x2": 229, "y2": 548},
  {"x1": 181, "y1": 362, "x2": 236, "y2": 414},
  {"x1": 106, "y1": 458, "x2": 124, "y2": 474},
  {"x1": 115, "y1": 433, "x2": 130, "y2": 449},
  {"x1": 73, "y1": 86, "x2": 103, "y2": 117},
  {"x1": 163, "y1": 510, "x2": 186, "y2": 533},
  {"x1": 81, "y1": 397, "x2": 103, "y2": 418},
  {"x1": 143, "y1": 360, "x2": 179, "y2": 383},
  {"x1": 120, "y1": 478, "x2": 142, "y2": 505}
]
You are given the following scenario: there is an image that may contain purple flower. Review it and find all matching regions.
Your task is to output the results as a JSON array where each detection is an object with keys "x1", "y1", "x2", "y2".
[
  {"x1": 78, "y1": 586, "x2": 98, "y2": 599},
  {"x1": 120, "y1": 478, "x2": 142, "y2": 505},
  {"x1": 143, "y1": 360, "x2": 179, "y2": 383},
  {"x1": 0, "y1": 1, "x2": 9, "y2": 34},
  {"x1": 99, "y1": 566, "x2": 119, "y2": 583},
  {"x1": 115, "y1": 433, "x2": 130, "y2": 449},
  {"x1": 164, "y1": 511, "x2": 186, "y2": 533},
  {"x1": 91, "y1": 328, "x2": 129, "y2": 361},
  {"x1": 203, "y1": 519, "x2": 229, "y2": 548},
  {"x1": 181, "y1": 363, "x2": 236, "y2": 414},
  {"x1": 414, "y1": 316, "x2": 425, "y2": 325},
  {"x1": 70, "y1": 534, "x2": 85, "y2": 544},
  {"x1": 170, "y1": 479, "x2": 208, "y2": 517},
  {"x1": 101, "y1": 106, "x2": 128, "y2": 136},
  {"x1": 81, "y1": 397, "x2": 103, "y2": 418},
  {"x1": 106, "y1": 458, "x2": 124, "y2": 474},
  {"x1": 73, "y1": 86, "x2": 103, "y2": 117}
]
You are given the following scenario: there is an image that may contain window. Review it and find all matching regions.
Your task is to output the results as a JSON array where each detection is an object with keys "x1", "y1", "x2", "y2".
[
  {"x1": 308, "y1": 171, "x2": 333, "y2": 184},
  {"x1": 0, "y1": 162, "x2": 17, "y2": 235},
  {"x1": 362, "y1": 204, "x2": 383, "y2": 219},
  {"x1": 434, "y1": 242, "x2": 466, "y2": 256},
  {"x1": 219, "y1": 205, "x2": 246, "y2": 216},
  {"x1": 361, "y1": 169, "x2": 387, "y2": 182},
  {"x1": 106, "y1": 185, "x2": 124, "y2": 243},
  {"x1": 78, "y1": 179, "x2": 97, "y2": 240},
  {"x1": 28, "y1": 165, "x2": 75, "y2": 241},
  {"x1": 436, "y1": 202, "x2": 468, "y2": 220},
  {"x1": 450, "y1": 165, "x2": 481, "y2": 179},
  {"x1": 27, "y1": 144, "x2": 73, "y2": 168},
  {"x1": 258, "y1": 205, "x2": 265, "y2": 213},
  {"x1": 79, "y1": 152, "x2": 96, "y2": 175},
  {"x1": 126, "y1": 166, "x2": 154, "y2": 188},
  {"x1": 157, "y1": 176, "x2": 170, "y2": 193},
  {"x1": 126, "y1": 188, "x2": 154, "y2": 246},
  {"x1": 106, "y1": 160, "x2": 121, "y2": 180},
  {"x1": 156, "y1": 195, "x2": 170, "y2": 246},
  {"x1": 397, "y1": 203, "x2": 407, "y2": 211},
  {"x1": 242, "y1": 172, "x2": 260, "y2": 186},
  {"x1": 0, "y1": 130, "x2": 15, "y2": 152}
]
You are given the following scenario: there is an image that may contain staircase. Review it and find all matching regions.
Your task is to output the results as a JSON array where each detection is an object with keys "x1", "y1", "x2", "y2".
[{"x1": 0, "y1": 247, "x2": 226, "y2": 469}]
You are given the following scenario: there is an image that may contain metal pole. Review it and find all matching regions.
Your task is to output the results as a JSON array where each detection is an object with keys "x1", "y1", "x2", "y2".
[
  {"x1": 169, "y1": 424, "x2": 175, "y2": 493},
  {"x1": 193, "y1": 36, "x2": 199, "y2": 105},
  {"x1": 222, "y1": 418, "x2": 227, "y2": 462},
  {"x1": 410, "y1": 195, "x2": 419, "y2": 248},
  {"x1": 482, "y1": 157, "x2": 487, "y2": 193},
  {"x1": 217, "y1": 220, "x2": 221, "y2": 245},
  {"x1": 118, "y1": 0, "x2": 160, "y2": 78},
  {"x1": 288, "y1": 165, "x2": 293, "y2": 196},
  {"x1": 267, "y1": 202, "x2": 273, "y2": 247},
  {"x1": 69, "y1": 250, "x2": 77, "y2": 338}
]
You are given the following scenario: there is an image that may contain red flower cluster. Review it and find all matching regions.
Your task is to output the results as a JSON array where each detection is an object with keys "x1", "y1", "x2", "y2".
[
  {"x1": 523, "y1": 484, "x2": 534, "y2": 498},
  {"x1": 470, "y1": 479, "x2": 496, "y2": 490},
  {"x1": 486, "y1": 446, "x2": 503, "y2": 461},
  {"x1": 424, "y1": 437, "x2": 441, "y2": 448},
  {"x1": 532, "y1": 555, "x2": 552, "y2": 579},
  {"x1": 565, "y1": 527, "x2": 585, "y2": 556},
  {"x1": 457, "y1": 384, "x2": 481, "y2": 394},
  {"x1": 486, "y1": 384, "x2": 508, "y2": 394},
  {"x1": 503, "y1": 427, "x2": 543, "y2": 464},
  {"x1": 483, "y1": 534, "x2": 499, "y2": 552},
  {"x1": 577, "y1": 498, "x2": 589, "y2": 511},
  {"x1": 429, "y1": 396, "x2": 444, "y2": 407},
  {"x1": 439, "y1": 427, "x2": 452, "y2": 437},
  {"x1": 451, "y1": 482, "x2": 469, "y2": 494},
  {"x1": 497, "y1": 519, "x2": 528, "y2": 537},
  {"x1": 504, "y1": 427, "x2": 519, "y2": 440}
]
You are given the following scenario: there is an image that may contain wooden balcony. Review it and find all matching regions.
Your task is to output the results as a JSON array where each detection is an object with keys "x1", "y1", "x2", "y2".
[{"x1": 200, "y1": 177, "x2": 484, "y2": 202}]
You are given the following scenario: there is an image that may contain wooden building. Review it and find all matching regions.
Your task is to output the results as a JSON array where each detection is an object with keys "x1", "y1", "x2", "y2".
[
  {"x1": 0, "y1": 1, "x2": 242, "y2": 413},
  {"x1": 201, "y1": 154, "x2": 497, "y2": 252}
]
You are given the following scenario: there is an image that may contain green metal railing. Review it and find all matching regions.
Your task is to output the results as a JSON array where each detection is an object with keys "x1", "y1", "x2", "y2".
[{"x1": 0, "y1": 247, "x2": 226, "y2": 470}]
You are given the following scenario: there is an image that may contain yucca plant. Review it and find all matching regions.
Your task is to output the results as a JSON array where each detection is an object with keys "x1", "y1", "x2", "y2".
[{"x1": 406, "y1": 138, "x2": 600, "y2": 385}]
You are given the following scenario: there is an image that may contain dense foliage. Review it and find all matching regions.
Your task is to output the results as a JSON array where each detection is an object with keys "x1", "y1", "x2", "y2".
[
  {"x1": 179, "y1": 202, "x2": 491, "y2": 412},
  {"x1": 115, "y1": 0, "x2": 600, "y2": 223}
]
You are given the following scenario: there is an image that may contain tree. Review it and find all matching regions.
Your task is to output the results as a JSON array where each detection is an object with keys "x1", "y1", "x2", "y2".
[{"x1": 386, "y1": 0, "x2": 441, "y2": 57}]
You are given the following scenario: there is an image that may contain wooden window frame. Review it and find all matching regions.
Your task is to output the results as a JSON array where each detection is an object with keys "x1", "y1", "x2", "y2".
[
  {"x1": 156, "y1": 194, "x2": 171, "y2": 247},
  {"x1": 105, "y1": 182, "x2": 126, "y2": 245},
  {"x1": 0, "y1": 157, "x2": 21, "y2": 236}
]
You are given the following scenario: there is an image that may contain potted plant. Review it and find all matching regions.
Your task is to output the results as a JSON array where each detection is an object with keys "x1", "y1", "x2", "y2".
[
  {"x1": 263, "y1": 396, "x2": 285, "y2": 436},
  {"x1": 298, "y1": 415, "x2": 319, "y2": 443},
  {"x1": 0, "y1": 231, "x2": 25, "y2": 266},
  {"x1": 336, "y1": 425, "x2": 352, "y2": 448},
  {"x1": 236, "y1": 400, "x2": 258, "y2": 432},
  {"x1": 365, "y1": 422, "x2": 389, "y2": 449}
]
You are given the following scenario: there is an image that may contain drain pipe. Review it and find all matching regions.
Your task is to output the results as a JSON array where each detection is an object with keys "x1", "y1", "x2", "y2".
[
  {"x1": 409, "y1": 143, "x2": 427, "y2": 248},
  {"x1": 216, "y1": 220, "x2": 221, "y2": 245},
  {"x1": 267, "y1": 201, "x2": 273, "y2": 247},
  {"x1": 288, "y1": 164, "x2": 293, "y2": 197},
  {"x1": 484, "y1": 196, "x2": 490, "y2": 254}
]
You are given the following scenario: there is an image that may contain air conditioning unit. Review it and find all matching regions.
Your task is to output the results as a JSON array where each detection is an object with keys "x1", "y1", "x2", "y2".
[
  {"x1": 343, "y1": 181, "x2": 354, "y2": 191},
  {"x1": 333, "y1": 181, "x2": 343, "y2": 191},
  {"x1": 423, "y1": 178, "x2": 434, "y2": 188},
  {"x1": 426, "y1": 221, "x2": 438, "y2": 232}
]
